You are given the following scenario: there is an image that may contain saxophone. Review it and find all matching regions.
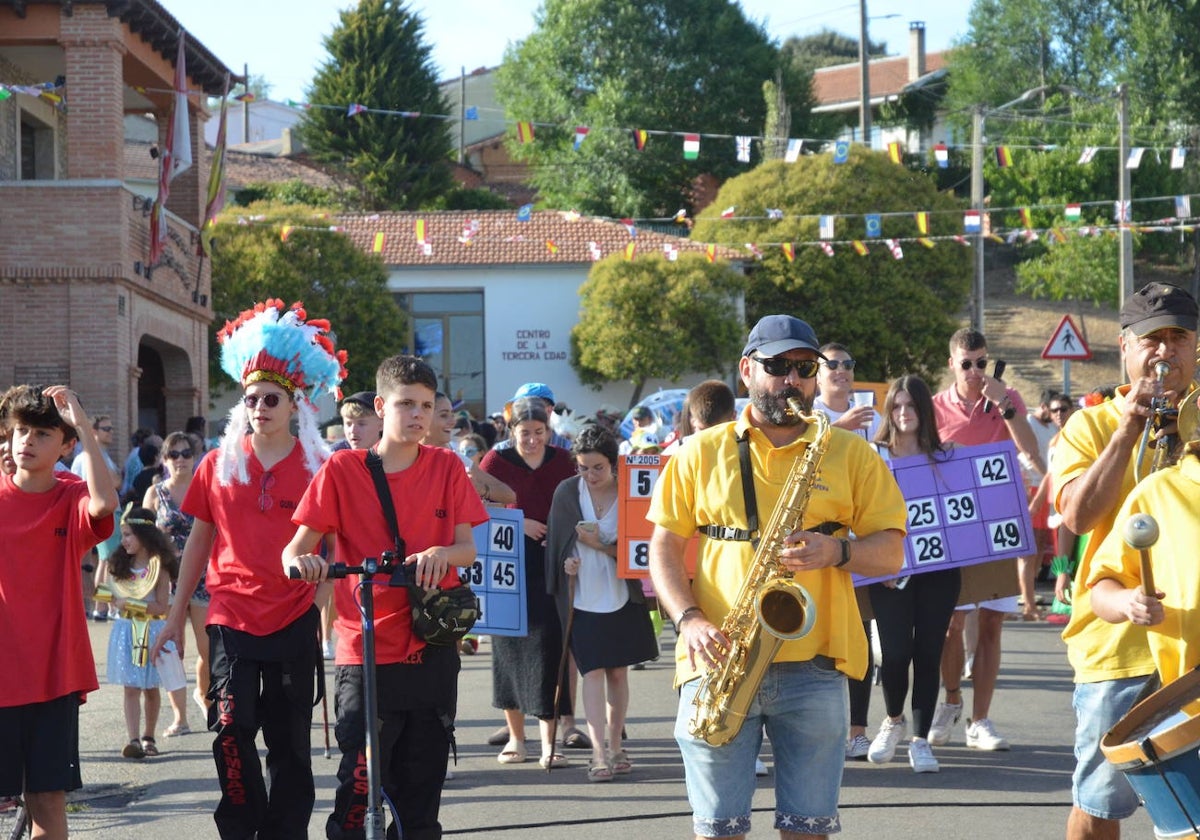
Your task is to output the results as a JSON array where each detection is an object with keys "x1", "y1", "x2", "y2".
[{"x1": 688, "y1": 399, "x2": 831, "y2": 746}]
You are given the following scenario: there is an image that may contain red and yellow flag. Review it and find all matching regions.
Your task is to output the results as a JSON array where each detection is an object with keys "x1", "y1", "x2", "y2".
[
  {"x1": 631, "y1": 129, "x2": 648, "y2": 151},
  {"x1": 852, "y1": 240, "x2": 869, "y2": 256},
  {"x1": 624, "y1": 241, "x2": 636, "y2": 261},
  {"x1": 915, "y1": 212, "x2": 929, "y2": 235},
  {"x1": 781, "y1": 243, "x2": 795, "y2": 263},
  {"x1": 1019, "y1": 207, "x2": 1033, "y2": 229},
  {"x1": 280, "y1": 225, "x2": 294, "y2": 242},
  {"x1": 545, "y1": 239, "x2": 558, "y2": 254},
  {"x1": 888, "y1": 142, "x2": 902, "y2": 164},
  {"x1": 705, "y1": 244, "x2": 716, "y2": 263},
  {"x1": 516, "y1": 121, "x2": 535, "y2": 144}
]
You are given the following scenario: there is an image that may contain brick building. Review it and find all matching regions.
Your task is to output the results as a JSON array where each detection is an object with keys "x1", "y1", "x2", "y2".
[{"x1": 0, "y1": 0, "x2": 235, "y2": 445}]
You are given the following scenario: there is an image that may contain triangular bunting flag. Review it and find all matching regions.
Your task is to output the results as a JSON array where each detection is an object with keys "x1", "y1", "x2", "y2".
[{"x1": 631, "y1": 129, "x2": 648, "y2": 151}]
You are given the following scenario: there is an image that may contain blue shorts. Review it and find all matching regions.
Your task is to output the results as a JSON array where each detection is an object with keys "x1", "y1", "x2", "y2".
[
  {"x1": 1072, "y1": 677, "x2": 1146, "y2": 820},
  {"x1": 675, "y1": 658, "x2": 848, "y2": 837}
]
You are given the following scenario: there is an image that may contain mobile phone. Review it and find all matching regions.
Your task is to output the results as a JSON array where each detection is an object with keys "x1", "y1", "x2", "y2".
[{"x1": 985, "y1": 359, "x2": 1007, "y2": 413}]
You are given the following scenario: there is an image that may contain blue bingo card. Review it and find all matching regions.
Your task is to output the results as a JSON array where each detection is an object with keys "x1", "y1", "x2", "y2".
[
  {"x1": 854, "y1": 440, "x2": 1034, "y2": 586},
  {"x1": 461, "y1": 507, "x2": 527, "y2": 637}
]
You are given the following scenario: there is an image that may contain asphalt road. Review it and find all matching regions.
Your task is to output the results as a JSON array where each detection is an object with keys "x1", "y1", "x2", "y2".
[{"x1": 13, "y1": 594, "x2": 1162, "y2": 839}]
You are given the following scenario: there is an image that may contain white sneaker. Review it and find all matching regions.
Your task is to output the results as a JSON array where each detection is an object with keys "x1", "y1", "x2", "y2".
[
  {"x1": 845, "y1": 733, "x2": 871, "y2": 760},
  {"x1": 908, "y1": 738, "x2": 940, "y2": 773},
  {"x1": 928, "y1": 701, "x2": 962, "y2": 746},
  {"x1": 754, "y1": 757, "x2": 769, "y2": 776},
  {"x1": 867, "y1": 717, "x2": 907, "y2": 764},
  {"x1": 965, "y1": 717, "x2": 1010, "y2": 750}
]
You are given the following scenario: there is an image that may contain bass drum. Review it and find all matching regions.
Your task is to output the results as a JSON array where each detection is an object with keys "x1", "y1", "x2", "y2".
[{"x1": 1102, "y1": 667, "x2": 1200, "y2": 838}]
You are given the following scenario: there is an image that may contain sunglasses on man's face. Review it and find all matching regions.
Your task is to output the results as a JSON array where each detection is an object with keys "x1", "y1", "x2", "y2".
[
  {"x1": 1049, "y1": 405, "x2": 1072, "y2": 414},
  {"x1": 822, "y1": 359, "x2": 856, "y2": 371},
  {"x1": 751, "y1": 355, "x2": 820, "y2": 379},
  {"x1": 958, "y1": 358, "x2": 989, "y2": 370},
  {"x1": 243, "y1": 393, "x2": 284, "y2": 409},
  {"x1": 166, "y1": 449, "x2": 194, "y2": 460},
  {"x1": 96, "y1": 426, "x2": 114, "y2": 433}
]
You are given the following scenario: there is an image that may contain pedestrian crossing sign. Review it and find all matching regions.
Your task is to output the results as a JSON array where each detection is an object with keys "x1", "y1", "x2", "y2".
[{"x1": 1042, "y1": 314, "x2": 1092, "y2": 360}]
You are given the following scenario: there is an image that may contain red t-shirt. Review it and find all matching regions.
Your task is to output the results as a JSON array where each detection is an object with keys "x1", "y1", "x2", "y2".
[
  {"x1": 293, "y1": 446, "x2": 488, "y2": 665},
  {"x1": 0, "y1": 472, "x2": 113, "y2": 706},
  {"x1": 182, "y1": 439, "x2": 316, "y2": 636},
  {"x1": 479, "y1": 445, "x2": 576, "y2": 523},
  {"x1": 933, "y1": 386, "x2": 1028, "y2": 446}
]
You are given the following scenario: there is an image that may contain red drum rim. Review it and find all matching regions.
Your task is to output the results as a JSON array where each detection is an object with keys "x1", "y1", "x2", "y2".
[{"x1": 1102, "y1": 668, "x2": 1200, "y2": 768}]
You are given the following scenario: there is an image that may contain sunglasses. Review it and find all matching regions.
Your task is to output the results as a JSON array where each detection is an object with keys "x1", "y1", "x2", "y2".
[
  {"x1": 822, "y1": 359, "x2": 856, "y2": 371},
  {"x1": 1049, "y1": 405, "x2": 1072, "y2": 414},
  {"x1": 258, "y1": 471, "x2": 276, "y2": 512},
  {"x1": 750, "y1": 355, "x2": 820, "y2": 379},
  {"x1": 958, "y1": 358, "x2": 989, "y2": 370},
  {"x1": 166, "y1": 448, "x2": 194, "y2": 459},
  {"x1": 243, "y1": 393, "x2": 284, "y2": 409},
  {"x1": 96, "y1": 425, "x2": 114, "y2": 432}
]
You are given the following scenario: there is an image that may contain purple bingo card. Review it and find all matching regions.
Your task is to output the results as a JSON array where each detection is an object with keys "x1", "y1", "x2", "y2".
[{"x1": 853, "y1": 440, "x2": 1034, "y2": 586}]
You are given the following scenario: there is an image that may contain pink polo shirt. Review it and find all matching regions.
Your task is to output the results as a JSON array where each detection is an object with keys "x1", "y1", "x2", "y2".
[{"x1": 933, "y1": 386, "x2": 1027, "y2": 446}]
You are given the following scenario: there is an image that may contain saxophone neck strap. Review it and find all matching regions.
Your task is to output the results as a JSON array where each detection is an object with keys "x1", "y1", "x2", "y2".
[
  {"x1": 728, "y1": 429, "x2": 842, "y2": 546},
  {"x1": 736, "y1": 430, "x2": 759, "y2": 548}
]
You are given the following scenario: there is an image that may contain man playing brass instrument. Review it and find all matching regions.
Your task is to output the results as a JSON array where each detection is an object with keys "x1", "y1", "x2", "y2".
[
  {"x1": 648, "y1": 315, "x2": 905, "y2": 840},
  {"x1": 1052, "y1": 281, "x2": 1198, "y2": 840}
]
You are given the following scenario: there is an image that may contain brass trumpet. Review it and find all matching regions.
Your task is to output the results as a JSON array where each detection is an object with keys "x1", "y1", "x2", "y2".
[{"x1": 1134, "y1": 361, "x2": 1200, "y2": 480}]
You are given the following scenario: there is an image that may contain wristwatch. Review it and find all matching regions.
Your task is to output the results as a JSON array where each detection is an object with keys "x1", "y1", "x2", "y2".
[{"x1": 999, "y1": 398, "x2": 1016, "y2": 420}]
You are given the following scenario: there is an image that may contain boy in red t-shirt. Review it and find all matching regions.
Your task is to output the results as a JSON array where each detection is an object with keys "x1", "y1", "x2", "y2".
[
  {"x1": 151, "y1": 300, "x2": 346, "y2": 840},
  {"x1": 286, "y1": 355, "x2": 487, "y2": 840},
  {"x1": 0, "y1": 385, "x2": 118, "y2": 840}
]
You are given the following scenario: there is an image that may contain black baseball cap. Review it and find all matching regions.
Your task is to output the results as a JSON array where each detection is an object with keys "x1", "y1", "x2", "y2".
[
  {"x1": 1119, "y1": 282, "x2": 1198, "y2": 336},
  {"x1": 339, "y1": 391, "x2": 377, "y2": 410},
  {"x1": 742, "y1": 315, "x2": 825, "y2": 358}
]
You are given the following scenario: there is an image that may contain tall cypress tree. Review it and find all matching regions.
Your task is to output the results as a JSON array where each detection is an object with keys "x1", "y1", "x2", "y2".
[{"x1": 298, "y1": 0, "x2": 453, "y2": 210}]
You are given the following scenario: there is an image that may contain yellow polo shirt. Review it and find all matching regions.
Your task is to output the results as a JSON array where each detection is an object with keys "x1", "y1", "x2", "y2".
[
  {"x1": 1087, "y1": 452, "x2": 1200, "y2": 684},
  {"x1": 1052, "y1": 386, "x2": 1155, "y2": 682},
  {"x1": 648, "y1": 406, "x2": 905, "y2": 686}
]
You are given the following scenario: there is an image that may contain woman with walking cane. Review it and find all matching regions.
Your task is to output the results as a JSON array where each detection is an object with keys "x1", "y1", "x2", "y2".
[{"x1": 548, "y1": 425, "x2": 658, "y2": 780}]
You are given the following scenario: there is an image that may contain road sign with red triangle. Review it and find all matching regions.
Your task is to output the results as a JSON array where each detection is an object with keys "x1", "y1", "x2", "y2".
[{"x1": 1041, "y1": 314, "x2": 1092, "y2": 360}]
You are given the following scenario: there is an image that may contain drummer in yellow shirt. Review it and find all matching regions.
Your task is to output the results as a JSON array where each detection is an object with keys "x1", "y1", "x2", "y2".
[{"x1": 1087, "y1": 434, "x2": 1200, "y2": 686}]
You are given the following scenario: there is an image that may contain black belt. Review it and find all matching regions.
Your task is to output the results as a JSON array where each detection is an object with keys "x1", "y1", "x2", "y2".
[{"x1": 699, "y1": 520, "x2": 843, "y2": 543}]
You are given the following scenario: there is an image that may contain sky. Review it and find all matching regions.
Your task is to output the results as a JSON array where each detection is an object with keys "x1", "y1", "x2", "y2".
[{"x1": 157, "y1": 1, "x2": 973, "y2": 104}]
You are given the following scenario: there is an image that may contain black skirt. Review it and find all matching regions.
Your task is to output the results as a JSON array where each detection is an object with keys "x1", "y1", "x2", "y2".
[{"x1": 568, "y1": 599, "x2": 659, "y2": 674}]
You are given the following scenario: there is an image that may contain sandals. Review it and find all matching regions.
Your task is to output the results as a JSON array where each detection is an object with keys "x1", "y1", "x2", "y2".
[
  {"x1": 561, "y1": 727, "x2": 592, "y2": 749},
  {"x1": 608, "y1": 749, "x2": 632, "y2": 775},
  {"x1": 163, "y1": 722, "x2": 191, "y2": 737},
  {"x1": 121, "y1": 739, "x2": 145, "y2": 759},
  {"x1": 141, "y1": 737, "x2": 159, "y2": 757},
  {"x1": 539, "y1": 752, "x2": 569, "y2": 769},
  {"x1": 587, "y1": 761, "x2": 613, "y2": 782},
  {"x1": 496, "y1": 740, "x2": 527, "y2": 764}
]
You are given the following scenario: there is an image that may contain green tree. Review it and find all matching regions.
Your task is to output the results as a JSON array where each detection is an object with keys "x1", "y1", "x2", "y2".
[
  {"x1": 296, "y1": 0, "x2": 453, "y2": 210},
  {"x1": 209, "y1": 203, "x2": 407, "y2": 397},
  {"x1": 692, "y1": 148, "x2": 971, "y2": 384},
  {"x1": 781, "y1": 28, "x2": 887, "y2": 73},
  {"x1": 572, "y1": 253, "x2": 745, "y2": 406},
  {"x1": 1016, "y1": 227, "x2": 1128, "y2": 307},
  {"x1": 496, "y1": 0, "x2": 813, "y2": 217}
]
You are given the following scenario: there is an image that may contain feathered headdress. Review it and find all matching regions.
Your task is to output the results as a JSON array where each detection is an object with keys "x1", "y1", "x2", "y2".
[{"x1": 215, "y1": 299, "x2": 348, "y2": 485}]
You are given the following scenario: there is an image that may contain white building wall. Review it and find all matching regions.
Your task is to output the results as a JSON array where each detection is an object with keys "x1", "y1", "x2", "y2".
[{"x1": 388, "y1": 264, "x2": 736, "y2": 416}]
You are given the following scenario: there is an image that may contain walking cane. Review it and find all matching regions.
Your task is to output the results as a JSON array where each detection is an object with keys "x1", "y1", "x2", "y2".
[
  {"x1": 547, "y1": 573, "x2": 577, "y2": 773},
  {"x1": 322, "y1": 690, "x2": 331, "y2": 759}
]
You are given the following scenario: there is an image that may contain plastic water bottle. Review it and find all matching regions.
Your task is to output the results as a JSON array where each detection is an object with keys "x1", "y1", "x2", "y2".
[{"x1": 155, "y1": 641, "x2": 188, "y2": 692}]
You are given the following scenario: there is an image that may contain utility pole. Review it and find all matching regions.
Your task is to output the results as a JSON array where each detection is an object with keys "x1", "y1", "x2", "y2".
[
  {"x1": 242, "y1": 62, "x2": 250, "y2": 145},
  {"x1": 458, "y1": 66, "x2": 465, "y2": 165},
  {"x1": 859, "y1": 0, "x2": 871, "y2": 145},
  {"x1": 1117, "y1": 83, "x2": 1134, "y2": 310},
  {"x1": 971, "y1": 104, "x2": 985, "y2": 333}
]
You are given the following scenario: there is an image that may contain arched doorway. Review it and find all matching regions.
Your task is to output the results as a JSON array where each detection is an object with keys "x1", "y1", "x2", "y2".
[{"x1": 137, "y1": 343, "x2": 166, "y2": 433}]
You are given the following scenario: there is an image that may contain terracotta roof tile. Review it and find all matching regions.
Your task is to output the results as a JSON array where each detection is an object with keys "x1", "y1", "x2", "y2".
[
  {"x1": 333, "y1": 210, "x2": 743, "y2": 266},
  {"x1": 813, "y1": 52, "x2": 947, "y2": 108}
]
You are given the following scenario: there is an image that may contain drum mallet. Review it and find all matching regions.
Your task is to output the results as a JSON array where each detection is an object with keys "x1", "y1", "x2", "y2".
[{"x1": 1122, "y1": 513, "x2": 1160, "y2": 597}]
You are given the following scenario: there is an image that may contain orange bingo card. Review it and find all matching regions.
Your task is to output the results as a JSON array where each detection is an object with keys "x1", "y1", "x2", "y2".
[{"x1": 616, "y1": 453, "x2": 698, "y2": 579}]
